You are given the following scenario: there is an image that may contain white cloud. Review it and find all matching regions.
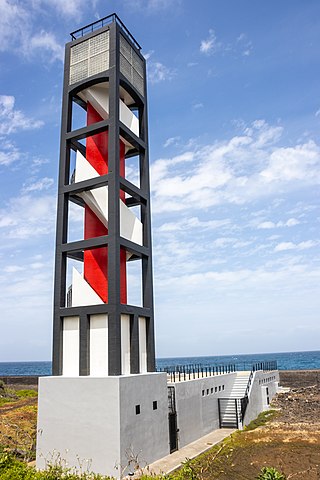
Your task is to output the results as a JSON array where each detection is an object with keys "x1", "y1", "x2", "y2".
[
  {"x1": 35, "y1": 0, "x2": 90, "y2": 18},
  {"x1": 260, "y1": 140, "x2": 320, "y2": 182},
  {"x1": 257, "y1": 218, "x2": 300, "y2": 229},
  {"x1": 0, "y1": 194, "x2": 56, "y2": 240},
  {"x1": 192, "y1": 102, "x2": 204, "y2": 110},
  {"x1": 148, "y1": 61, "x2": 175, "y2": 83},
  {"x1": 274, "y1": 240, "x2": 318, "y2": 252},
  {"x1": 0, "y1": 140, "x2": 20, "y2": 166},
  {"x1": 236, "y1": 33, "x2": 253, "y2": 56},
  {"x1": 143, "y1": 50, "x2": 154, "y2": 61},
  {"x1": 158, "y1": 217, "x2": 230, "y2": 232},
  {"x1": 0, "y1": 95, "x2": 43, "y2": 135},
  {"x1": 0, "y1": 0, "x2": 28, "y2": 52},
  {"x1": 150, "y1": 121, "x2": 320, "y2": 214},
  {"x1": 0, "y1": 0, "x2": 63, "y2": 62},
  {"x1": 26, "y1": 31, "x2": 64, "y2": 63},
  {"x1": 200, "y1": 29, "x2": 220, "y2": 55},
  {"x1": 163, "y1": 136, "x2": 180, "y2": 148},
  {"x1": 200, "y1": 29, "x2": 253, "y2": 58},
  {"x1": 124, "y1": 0, "x2": 181, "y2": 13},
  {"x1": 4, "y1": 265, "x2": 24, "y2": 273},
  {"x1": 22, "y1": 177, "x2": 54, "y2": 193}
]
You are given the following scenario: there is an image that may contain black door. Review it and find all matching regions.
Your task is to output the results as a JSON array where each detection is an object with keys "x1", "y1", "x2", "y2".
[
  {"x1": 169, "y1": 412, "x2": 178, "y2": 453},
  {"x1": 168, "y1": 386, "x2": 178, "y2": 453}
]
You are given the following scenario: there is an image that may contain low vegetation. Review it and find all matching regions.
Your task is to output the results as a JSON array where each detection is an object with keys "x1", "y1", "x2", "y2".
[{"x1": 0, "y1": 381, "x2": 319, "y2": 479}]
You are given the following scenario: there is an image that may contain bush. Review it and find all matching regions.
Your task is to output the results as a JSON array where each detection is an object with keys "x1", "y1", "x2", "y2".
[
  {"x1": 15, "y1": 390, "x2": 38, "y2": 399},
  {"x1": 257, "y1": 467, "x2": 286, "y2": 480},
  {"x1": 0, "y1": 452, "x2": 116, "y2": 479}
]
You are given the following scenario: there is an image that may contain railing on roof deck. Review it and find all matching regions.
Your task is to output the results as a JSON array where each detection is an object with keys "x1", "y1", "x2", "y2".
[
  {"x1": 70, "y1": 13, "x2": 142, "y2": 51},
  {"x1": 157, "y1": 363, "x2": 237, "y2": 382},
  {"x1": 156, "y1": 360, "x2": 278, "y2": 383}
]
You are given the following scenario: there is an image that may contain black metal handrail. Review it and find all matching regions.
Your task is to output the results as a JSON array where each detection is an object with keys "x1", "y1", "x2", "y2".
[
  {"x1": 242, "y1": 360, "x2": 278, "y2": 420},
  {"x1": 158, "y1": 363, "x2": 237, "y2": 382},
  {"x1": 252, "y1": 360, "x2": 278, "y2": 372},
  {"x1": 70, "y1": 13, "x2": 142, "y2": 50}
]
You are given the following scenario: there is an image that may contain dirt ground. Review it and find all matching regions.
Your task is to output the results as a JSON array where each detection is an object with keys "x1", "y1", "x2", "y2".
[
  {"x1": 190, "y1": 371, "x2": 320, "y2": 480},
  {"x1": 1, "y1": 373, "x2": 320, "y2": 478},
  {"x1": 0, "y1": 383, "x2": 38, "y2": 460}
]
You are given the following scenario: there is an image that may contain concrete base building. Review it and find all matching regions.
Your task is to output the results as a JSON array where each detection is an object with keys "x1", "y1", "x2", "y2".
[{"x1": 36, "y1": 14, "x2": 280, "y2": 478}]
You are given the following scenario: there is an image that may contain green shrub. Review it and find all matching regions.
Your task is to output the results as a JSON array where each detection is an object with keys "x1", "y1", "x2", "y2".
[
  {"x1": 244, "y1": 410, "x2": 277, "y2": 431},
  {"x1": 257, "y1": 466, "x2": 286, "y2": 480},
  {"x1": 0, "y1": 452, "x2": 116, "y2": 479},
  {"x1": 15, "y1": 390, "x2": 38, "y2": 399}
]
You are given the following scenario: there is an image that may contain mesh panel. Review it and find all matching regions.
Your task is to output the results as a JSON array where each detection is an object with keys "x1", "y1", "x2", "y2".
[
  {"x1": 70, "y1": 60, "x2": 89, "y2": 85},
  {"x1": 132, "y1": 70, "x2": 144, "y2": 96},
  {"x1": 89, "y1": 52, "x2": 109, "y2": 77},
  {"x1": 90, "y1": 31, "x2": 109, "y2": 56},
  {"x1": 132, "y1": 50, "x2": 144, "y2": 77},
  {"x1": 120, "y1": 54, "x2": 132, "y2": 80},
  {"x1": 119, "y1": 35, "x2": 144, "y2": 97},
  {"x1": 120, "y1": 35, "x2": 132, "y2": 61},
  {"x1": 69, "y1": 31, "x2": 110, "y2": 85},
  {"x1": 70, "y1": 40, "x2": 89, "y2": 64}
]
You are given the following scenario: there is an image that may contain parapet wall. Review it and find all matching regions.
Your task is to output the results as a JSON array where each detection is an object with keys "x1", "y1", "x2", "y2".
[{"x1": 172, "y1": 373, "x2": 237, "y2": 448}]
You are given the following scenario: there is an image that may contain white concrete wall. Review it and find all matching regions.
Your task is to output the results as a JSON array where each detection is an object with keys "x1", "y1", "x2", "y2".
[
  {"x1": 138, "y1": 317, "x2": 147, "y2": 373},
  {"x1": 62, "y1": 317, "x2": 79, "y2": 376},
  {"x1": 37, "y1": 376, "x2": 120, "y2": 476},
  {"x1": 119, "y1": 373, "x2": 169, "y2": 472},
  {"x1": 37, "y1": 373, "x2": 169, "y2": 478},
  {"x1": 90, "y1": 314, "x2": 108, "y2": 376},
  {"x1": 173, "y1": 373, "x2": 237, "y2": 448},
  {"x1": 243, "y1": 370, "x2": 279, "y2": 426},
  {"x1": 121, "y1": 315, "x2": 130, "y2": 375}
]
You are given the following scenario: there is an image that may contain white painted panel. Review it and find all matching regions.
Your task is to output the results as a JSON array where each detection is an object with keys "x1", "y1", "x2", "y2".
[
  {"x1": 62, "y1": 316, "x2": 79, "y2": 376},
  {"x1": 75, "y1": 150, "x2": 100, "y2": 183},
  {"x1": 71, "y1": 268, "x2": 103, "y2": 307},
  {"x1": 121, "y1": 315, "x2": 130, "y2": 375},
  {"x1": 79, "y1": 84, "x2": 109, "y2": 120},
  {"x1": 90, "y1": 314, "x2": 108, "y2": 376},
  {"x1": 138, "y1": 316, "x2": 147, "y2": 373},
  {"x1": 120, "y1": 201, "x2": 143, "y2": 245},
  {"x1": 79, "y1": 84, "x2": 139, "y2": 137},
  {"x1": 75, "y1": 151, "x2": 143, "y2": 246},
  {"x1": 119, "y1": 100, "x2": 139, "y2": 137}
]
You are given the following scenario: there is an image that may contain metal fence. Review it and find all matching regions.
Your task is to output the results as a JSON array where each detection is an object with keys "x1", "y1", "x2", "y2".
[{"x1": 157, "y1": 360, "x2": 277, "y2": 383}]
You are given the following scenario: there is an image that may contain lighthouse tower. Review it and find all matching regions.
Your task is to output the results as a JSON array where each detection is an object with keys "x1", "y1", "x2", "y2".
[{"x1": 36, "y1": 14, "x2": 169, "y2": 477}]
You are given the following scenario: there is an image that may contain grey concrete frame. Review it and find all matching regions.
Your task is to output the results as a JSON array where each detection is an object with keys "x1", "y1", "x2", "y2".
[{"x1": 52, "y1": 20, "x2": 155, "y2": 376}]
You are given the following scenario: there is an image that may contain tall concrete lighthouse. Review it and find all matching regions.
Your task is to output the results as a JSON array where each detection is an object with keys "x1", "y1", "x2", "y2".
[{"x1": 36, "y1": 14, "x2": 169, "y2": 477}]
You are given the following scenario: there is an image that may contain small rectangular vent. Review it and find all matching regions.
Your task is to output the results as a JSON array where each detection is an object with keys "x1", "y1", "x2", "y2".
[
  {"x1": 120, "y1": 35, "x2": 144, "y2": 96},
  {"x1": 69, "y1": 31, "x2": 110, "y2": 85}
]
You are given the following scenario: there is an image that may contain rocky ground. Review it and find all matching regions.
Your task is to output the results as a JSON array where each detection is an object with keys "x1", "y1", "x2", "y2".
[
  {"x1": 1, "y1": 372, "x2": 320, "y2": 478},
  {"x1": 179, "y1": 371, "x2": 320, "y2": 480}
]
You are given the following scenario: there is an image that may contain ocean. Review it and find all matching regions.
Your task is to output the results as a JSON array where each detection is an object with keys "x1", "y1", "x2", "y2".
[{"x1": 0, "y1": 350, "x2": 319, "y2": 376}]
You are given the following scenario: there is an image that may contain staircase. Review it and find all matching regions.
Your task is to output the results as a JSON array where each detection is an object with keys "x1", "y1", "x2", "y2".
[
  {"x1": 218, "y1": 372, "x2": 251, "y2": 428},
  {"x1": 228, "y1": 371, "x2": 251, "y2": 398}
]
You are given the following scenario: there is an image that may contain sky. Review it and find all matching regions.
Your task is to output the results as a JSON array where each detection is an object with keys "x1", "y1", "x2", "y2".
[{"x1": 0, "y1": 0, "x2": 319, "y2": 361}]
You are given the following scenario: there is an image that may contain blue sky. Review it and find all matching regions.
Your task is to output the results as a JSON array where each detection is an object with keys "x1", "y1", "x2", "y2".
[{"x1": 0, "y1": 0, "x2": 319, "y2": 361}]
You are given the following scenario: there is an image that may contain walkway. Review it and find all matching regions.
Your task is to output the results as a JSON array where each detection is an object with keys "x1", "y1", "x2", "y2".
[{"x1": 148, "y1": 428, "x2": 235, "y2": 475}]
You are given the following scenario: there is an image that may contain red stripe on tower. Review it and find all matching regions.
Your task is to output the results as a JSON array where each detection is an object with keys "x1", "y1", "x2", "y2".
[{"x1": 84, "y1": 102, "x2": 127, "y2": 304}]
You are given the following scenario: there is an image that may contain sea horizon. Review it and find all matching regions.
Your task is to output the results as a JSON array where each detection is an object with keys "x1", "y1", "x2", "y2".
[
  {"x1": 1, "y1": 347, "x2": 320, "y2": 364},
  {"x1": 0, "y1": 349, "x2": 320, "y2": 376}
]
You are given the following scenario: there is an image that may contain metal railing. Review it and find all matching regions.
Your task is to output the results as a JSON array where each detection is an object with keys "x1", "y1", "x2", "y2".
[
  {"x1": 158, "y1": 363, "x2": 236, "y2": 382},
  {"x1": 252, "y1": 360, "x2": 277, "y2": 372},
  {"x1": 70, "y1": 13, "x2": 142, "y2": 50},
  {"x1": 157, "y1": 359, "x2": 278, "y2": 383},
  {"x1": 218, "y1": 361, "x2": 278, "y2": 428}
]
